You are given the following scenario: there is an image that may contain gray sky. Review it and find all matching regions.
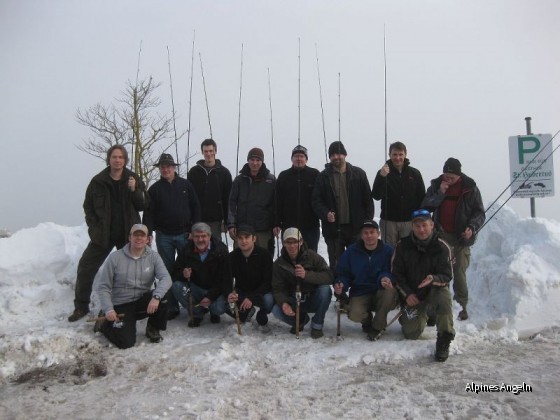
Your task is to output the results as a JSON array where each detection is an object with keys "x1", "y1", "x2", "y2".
[{"x1": 1, "y1": 0, "x2": 559, "y2": 232}]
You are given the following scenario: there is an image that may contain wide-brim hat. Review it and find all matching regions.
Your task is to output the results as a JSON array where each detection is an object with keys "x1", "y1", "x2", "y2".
[{"x1": 154, "y1": 153, "x2": 178, "y2": 167}]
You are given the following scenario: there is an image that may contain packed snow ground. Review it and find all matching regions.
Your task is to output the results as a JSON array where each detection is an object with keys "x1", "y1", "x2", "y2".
[{"x1": 0, "y1": 205, "x2": 559, "y2": 419}]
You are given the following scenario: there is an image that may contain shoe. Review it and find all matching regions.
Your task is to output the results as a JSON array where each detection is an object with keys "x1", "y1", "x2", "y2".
[
  {"x1": 256, "y1": 309, "x2": 269, "y2": 326},
  {"x1": 167, "y1": 308, "x2": 180, "y2": 320},
  {"x1": 458, "y1": 308, "x2": 469, "y2": 321},
  {"x1": 290, "y1": 313, "x2": 310, "y2": 334},
  {"x1": 435, "y1": 332, "x2": 454, "y2": 362},
  {"x1": 311, "y1": 328, "x2": 324, "y2": 339},
  {"x1": 68, "y1": 307, "x2": 89, "y2": 322},
  {"x1": 362, "y1": 323, "x2": 374, "y2": 333},
  {"x1": 210, "y1": 314, "x2": 221, "y2": 324},
  {"x1": 188, "y1": 318, "x2": 202, "y2": 328},
  {"x1": 256, "y1": 324, "x2": 271, "y2": 334},
  {"x1": 427, "y1": 315, "x2": 436, "y2": 327},
  {"x1": 239, "y1": 307, "x2": 256, "y2": 323},
  {"x1": 367, "y1": 329, "x2": 382, "y2": 341},
  {"x1": 145, "y1": 324, "x2": 163, "y2": 343},
  {"x1": 93, "y1": 310, "x2": 105, "y2": 333}
]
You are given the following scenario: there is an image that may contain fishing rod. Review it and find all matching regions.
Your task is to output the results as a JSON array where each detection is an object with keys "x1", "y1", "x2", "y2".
[
  {"x1": 166, "y1": 46, "x2": 180, "y2": 175},
  {"x1": 131, "y1": 40, "x2": 143, "y2": 172},
  {"x1": 298, "y1": 37, "x2": 301, "y2": 146},
  {"x1": 481, "y1": 137, "x2": 560, "y2": 232},
  {"x1": 199, "y1": 52, "x2": 213, "y2": 139},
  {"x1": 186, "y1": 30, "x2": 195, "y2": 173},
  {"x1": 338, "y1": 72, "x2": 341, "y2": 142},
  {"x1": 315, "y1": 43, "x2": 328, "y2": 163},
  {"x1": 267, "y1": 68, "x2": 281, "y2": 259},
  {"x1": 383, "y1": 26, "x2": 388, "y2": 243},
  {"x1": 236, "y1": 44, "x2": 244, "y2": 175}
]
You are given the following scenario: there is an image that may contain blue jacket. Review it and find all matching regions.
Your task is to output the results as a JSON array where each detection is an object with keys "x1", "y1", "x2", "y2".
[{"x1": 335, "y1": 239, "x2": 394, "y2": 297}]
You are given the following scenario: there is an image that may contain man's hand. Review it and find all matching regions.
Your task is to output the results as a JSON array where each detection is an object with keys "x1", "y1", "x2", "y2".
[
  {"x1": 239, "y1": 298, "x2": 252, "y2": 311},
  {"x1": 273, "y1": 226, "x2": 281, "y2": 237},
  {"x1": 379, "y1": 163, "x2": 390, "y2": 178},
  {"x1": 228, "y1": 227, "x2": 237, "y2": 241},
  {"x1": 282, "y1": 302, "x2": 295, "y2": 317},
  {"x1": 381, "y1": 276, "x2": 393, "y2": 289},
  {"x1": 147, "y1": 298, "x2": 159, "y2": 314},
  {"x1": 294, "y1": 264, "x2": 306, "y2": 279},
  {"x1": 333, "y1": 282, "x2": 344, "y2": 295},
  {"x1": 327, "y1": 211, "x2": 336, "y2": 223},
  {"x1": 461, "y1": 227, "x2": 473, "y2": 241},
  {"x1": 440, "y1": 179, "x2": 450, "y2": 194},
  {"x1": 228, "y1": 292, "x2": 238, "y2": 303},
  {"x1": 128, "y1": 176, "x2": 136, "y2": 192},
  {"x1": 182, "y1": 267, "x2": 192, "y2": 279},
  {"x1": 418, "y1": 275, "x2": 433, "y2": 289},
  {"x1": 105, "y1": 310, "x2": 119, "y2": 322},
  {"x1": 199, "y1": 297, "x2": 211, "y2": 308},
  {"x1": 405, "y1": 294, "x2": 420, "y2": 307}
]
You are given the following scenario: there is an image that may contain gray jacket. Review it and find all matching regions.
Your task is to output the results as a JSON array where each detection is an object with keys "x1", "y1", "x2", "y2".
[{"x1": 96, "y1": 244, "x2": 172, "y2": 313}]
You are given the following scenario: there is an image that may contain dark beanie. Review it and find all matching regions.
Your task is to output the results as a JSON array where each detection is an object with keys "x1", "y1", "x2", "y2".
[
  {"x1": 443, "y1": 158, "x2": 462, "y2": 175},
  {"x1": 247, "y1": 147, "x2": 264, "y2": 161},
  {"x1": 328, "y1": 141, "x2": 347, "y2": 157},
  {"x1": 291, "y1": 145, "x2": 308, "y2": 159}
]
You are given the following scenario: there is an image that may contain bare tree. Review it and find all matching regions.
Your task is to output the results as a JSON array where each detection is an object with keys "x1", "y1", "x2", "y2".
[{"x1": 76, "y1": 77, "x2": 182, "y2": 187}]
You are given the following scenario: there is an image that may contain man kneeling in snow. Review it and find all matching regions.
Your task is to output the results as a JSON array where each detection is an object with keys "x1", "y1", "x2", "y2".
[
  {"x1": 95, "y1": 224, "x2": 172, "y2": 349},
  {"x1": 392, "y1": 210, "x2": 455, "y2": 362},
  {"x1": 334, "y1": 220, "x2": 398, "y2": 341}
]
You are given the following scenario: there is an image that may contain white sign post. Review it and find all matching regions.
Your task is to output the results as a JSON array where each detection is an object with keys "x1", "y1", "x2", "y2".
[{"x1": 508, "y1": 134, "x2": 555, "y2": 198}]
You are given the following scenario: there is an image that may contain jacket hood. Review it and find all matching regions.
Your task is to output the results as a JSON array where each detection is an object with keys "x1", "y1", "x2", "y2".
[{"x1": 195, "y1": 158, "x2": 225, "y2": 169}]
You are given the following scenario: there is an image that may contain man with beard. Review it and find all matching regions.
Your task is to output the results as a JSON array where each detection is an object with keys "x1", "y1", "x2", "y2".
[
  {"x1": 228, "y1": 148, "x2": 276, "y2": 256},
  {"x1": 371, "y1": 141, "x2": 425, "y2": 246},
  {"x1": 312, "y1": 141, "x2": 374, "y2": 272}
]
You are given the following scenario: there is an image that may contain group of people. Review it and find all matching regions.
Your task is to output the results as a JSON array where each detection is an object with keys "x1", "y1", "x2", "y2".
[{"x1": 67, "y1": 138, "x2": 485, "y2": 362}]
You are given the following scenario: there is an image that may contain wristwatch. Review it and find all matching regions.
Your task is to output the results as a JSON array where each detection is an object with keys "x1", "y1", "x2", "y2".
[{"x1": 153, "y1": 295, "x2": 161, "y2": 301}]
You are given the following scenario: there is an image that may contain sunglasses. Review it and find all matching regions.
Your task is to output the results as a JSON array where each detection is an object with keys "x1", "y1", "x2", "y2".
[{"x1": 411, "y1": 209, "x2": 431, "y2": 219}]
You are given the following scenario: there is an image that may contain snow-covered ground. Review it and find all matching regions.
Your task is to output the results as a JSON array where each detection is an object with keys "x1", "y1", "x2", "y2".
[{"x1": 1, "y1": 205, "x2": 559, "y2": 419}]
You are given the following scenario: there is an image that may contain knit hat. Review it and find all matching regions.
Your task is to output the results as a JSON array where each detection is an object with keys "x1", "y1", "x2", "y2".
[
  {"x1": 328, "y1": 141, "x2": 347, "y2": 157},
  {"x1": 247, "y1": 147, "x2": 265, "y2": 161},
  {"x1": 443, "y1": 158, "x2": 462, "y2": 175},
  {"x1": 291, "y1": 145, "x2": 308, "y2": 159}
]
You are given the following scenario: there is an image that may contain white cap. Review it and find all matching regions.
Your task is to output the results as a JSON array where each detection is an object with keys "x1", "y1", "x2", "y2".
[
  {"x1": 130, "y1": 224, "x2": 148, "y2": 235},
  {"x1": 283, "y1": 227, "x2": 302, "y2": 241}
]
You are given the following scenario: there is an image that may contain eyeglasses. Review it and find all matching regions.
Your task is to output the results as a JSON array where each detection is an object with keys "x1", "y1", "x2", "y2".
[{"x1": 411, "y1": 209, "x2": 431, "y2": 219}]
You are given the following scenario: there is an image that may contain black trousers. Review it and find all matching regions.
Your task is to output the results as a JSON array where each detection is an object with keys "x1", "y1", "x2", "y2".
[{"x1": 101, "y1": 292, "x2": 168, "y2": 349}]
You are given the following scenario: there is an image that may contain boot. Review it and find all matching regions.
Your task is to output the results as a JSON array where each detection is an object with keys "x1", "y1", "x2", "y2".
[
  {"x1": 435, "y1": 332, "x2": 454, "y2": 362},
  {"x1": 68, "y1": 307, "x2": 89, "y2": 322},
  {"x1": 145, "y1": 324, "x2": 163, "y2": 343}
]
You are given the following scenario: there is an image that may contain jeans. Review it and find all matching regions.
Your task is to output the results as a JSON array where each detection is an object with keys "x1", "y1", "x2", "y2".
[
  {"x1": 171, "y1": 281, "x2": 226, "y2": 320},
  {"x1": 156, "y1": 232, "x2": 188, "y2": 314},
  {"x1": 272, "y1": 284, "x2": 332, "y2": 330}
]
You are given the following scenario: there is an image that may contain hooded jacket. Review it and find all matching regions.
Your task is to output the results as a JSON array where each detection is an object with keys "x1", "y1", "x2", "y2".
[
  {"x1": 392, "y1": 232, "x2": 453, "y2": 301},
  {"x1": 173, "y1": 236, "x2": 230, "y2": 301},
  {"x1": 96, "y1": 243, "x2": 171, "y2": 313},
  {"x1": 187, "y1": 159, "x2": 232, "y2": 223},
  {"x1": 83, "y1": 167, "x2": 147, "y2": 248},
  {"x1": 312, "y1": 162, "x2": 374, "y2": 239},
  {"x1": 335, "y1": 239, "x2": 394, "y2": 297},
  {"x1": 421, "y1": 173, "x2": 485, "y2": 245},
  {"x1": 143, "y1": 173, "x2": 200, "y2": 236},
  {"x1": 228, "y1": 162, "x2": 276, "y2": 231},
  {"x1": 275, "y1": 165, "x2": 320, "y2": 230},
  {"x1": 371, "y1": 158, "x2": 425, "y2": 221},
  {"x1": 271, "y1": 244, "x2": 333, "y2": 307}
]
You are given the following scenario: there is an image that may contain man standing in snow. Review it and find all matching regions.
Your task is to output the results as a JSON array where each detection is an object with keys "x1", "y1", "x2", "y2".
[
  {"x1": 334, "y1": 220, "x2": 398, "y2": 341},
  {"x1": 271, "y1": 228, "x2": 333, "y2": 338},
  {"x1": 312, "y1": 141, "x2": 374, "y2": 272},
  {"x1": 170, "y1": 222, "x2": 228, "y2": 327},
  {"x1": 187, "y1": 139, "x2": 232, "y2": 242},
  {"x1": 69, "y1": 145, "x2": 148, "y2": 322},
  {"x1": 421, "y1": 158, "x2": 485, "y2": 321},
  {"x1": 227, "y1": 225, "x2": 274, "y2": 332},
  {"x1": 142, "y1": 153, "x2": 200, "y2": 320},
  {"x1": 392, "y1": 209, "x2": 455, "y2": 362},
  {"x1": 228, "y1": 148, "x2": 276, "y2": 256},
  {"x1": 95, "y1": 224, "x2": 172, "y2": 349},
  {"x1": 371, "y1": 141, "x2": 425, "y2": 247},
  {"x1": 273, "y1": 145, "x2": 321, "y2": 251}
]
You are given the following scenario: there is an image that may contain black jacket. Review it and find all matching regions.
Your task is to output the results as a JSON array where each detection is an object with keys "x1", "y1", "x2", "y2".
[
  {"x1": 312, "y1": 162, "x2": 374, "y2": 239},
  {"x1": 187, "y1": 159, "x2": 232, "y2": 224},
  {"x1": 83, "y1": 167, "x2": 147, "y2": 248},
  {"x1": 422, "y1": 173, "x2": 485, "y2": 245},
  {"x1": 143, "y1": 174, "x2": 200, "y2": 236},
  {"x1": 371, "y1": 159, "x2": 425, "y2": 221},
  {"x1": 229, "y1": 245, "x2": 272, "y2": 300},
  {"x1": 228, "y1": 163, "x2": 276, "y2": 231},
  {"x1": 392, "y1": 232, "x2": 453, "y2": 301},
  {"x1": 275, "y1": 165, "x2": 320, "y2": 230},
  {"x1": 173, "y1": 236, "x2": 230, "y2": 301}
]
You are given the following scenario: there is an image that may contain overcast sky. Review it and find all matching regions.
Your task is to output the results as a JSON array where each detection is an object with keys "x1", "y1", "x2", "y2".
[{"x1": 1, "y1": 0, "x2": 559, "y2": 232}]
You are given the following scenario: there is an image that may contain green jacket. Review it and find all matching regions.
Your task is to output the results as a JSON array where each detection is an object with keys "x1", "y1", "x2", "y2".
[{"x1": 83, "y1": 167, "x2": 147, "y2": 247}]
